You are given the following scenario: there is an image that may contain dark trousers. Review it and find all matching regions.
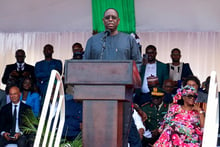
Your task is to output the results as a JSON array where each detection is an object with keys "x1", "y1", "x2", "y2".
[
  {"x1": 0, "y1": 135, "x2": 27, "y2": 147},
  {"x1": 128, "y1": 117, "x2": 142, "y2": 147}
]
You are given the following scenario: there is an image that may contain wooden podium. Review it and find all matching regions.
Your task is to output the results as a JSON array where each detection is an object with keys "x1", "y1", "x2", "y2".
[{"x1": 65, "y1": 60, "x2": 141, "y2": 147}]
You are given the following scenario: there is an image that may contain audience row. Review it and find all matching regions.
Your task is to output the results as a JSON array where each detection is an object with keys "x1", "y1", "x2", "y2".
[{"x1": 0, "y1": 41, "x2": 211, "y2": 147}]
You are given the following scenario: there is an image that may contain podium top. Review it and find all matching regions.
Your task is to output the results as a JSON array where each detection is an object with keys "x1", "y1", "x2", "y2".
[{"x1": 64, "y1": 60, "x2": 141, "y2": 88}]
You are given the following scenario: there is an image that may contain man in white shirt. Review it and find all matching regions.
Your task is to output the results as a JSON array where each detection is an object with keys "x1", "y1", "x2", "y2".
[
  {"x1": 135, "y1": 45, "x2": 169, "y2": 105},
  {"x1": 167, "y1": 48, "x2": 193, "y2": 88}
]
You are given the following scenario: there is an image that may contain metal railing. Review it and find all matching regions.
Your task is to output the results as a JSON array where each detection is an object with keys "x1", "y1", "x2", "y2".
[
  {"x1": 34, "y1": 70, "x2": 65, "y2": 147},
  {"x1": 202, "y1": 71, "x2": 219, "y2": 147}
]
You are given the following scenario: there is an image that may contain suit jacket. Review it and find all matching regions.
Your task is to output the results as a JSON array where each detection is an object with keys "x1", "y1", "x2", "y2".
[
  {"x1": 140, "y1": 60, "x2": 169, "y2": 88},
  {"x1": 0, "y1": 89, "x2": 6, "y2": 111},
  {"x1": 0, "y1": 102, "x2": 32, "y2": 134},
  {"x1": 167, "y1": 63, "x2": 193, "y2": 81},
  {"x1": 1, "y1": 63, "x2": 35, "y2": 84}
]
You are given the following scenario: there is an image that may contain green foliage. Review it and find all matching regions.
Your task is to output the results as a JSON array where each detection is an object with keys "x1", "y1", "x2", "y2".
[
  {"x1": 20, "y1": 109, "x2": 39, "y2": 134},
  {"x1": 20, "y1": 108, "x2": 83, "y2": 147},
  {"x1": 60, "y1": 132, "x2": 82, "y2": 147}
]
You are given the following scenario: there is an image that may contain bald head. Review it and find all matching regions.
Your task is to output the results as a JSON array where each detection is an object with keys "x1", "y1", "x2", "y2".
[{"x1": 9, "y1": 86, "x2": 21, "y2": 104}]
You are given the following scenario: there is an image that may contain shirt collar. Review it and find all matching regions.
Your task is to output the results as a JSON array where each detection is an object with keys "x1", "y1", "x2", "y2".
[
  {"x1": 12, "y1": 101, "x2": 21, "y2": 107},
  {"x1": 16, "y1": 62, "x2": 25, "y2": 66}
]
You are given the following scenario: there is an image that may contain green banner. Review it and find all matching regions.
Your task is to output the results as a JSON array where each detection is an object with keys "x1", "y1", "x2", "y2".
[{"x1": 92, "y1": 0, "x2": 135, "y2": 34}]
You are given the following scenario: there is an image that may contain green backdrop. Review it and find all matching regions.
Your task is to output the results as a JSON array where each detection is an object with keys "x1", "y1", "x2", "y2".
[{"x1": 92, "y1": 0, "x2": 136, "y2": 34}]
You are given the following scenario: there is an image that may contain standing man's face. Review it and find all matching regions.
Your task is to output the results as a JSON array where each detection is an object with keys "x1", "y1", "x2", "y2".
[
  {"x1": 72, "y1": 45, "x2": 83, "y2": 54},
  {"x1": 15, "y1": 51, "x2": 26, "y2": 63},
  {"x1": 146, "y1": 48, "x2": 157, "y2": 63},
  {"x1": 171, "y1": 50, "x2": 181, "y2": 63},
  {"x1": 43, "y1": 47, "x2": 53, "y2": 58},
  {"x1": 103, "y1": 9, "x2": 120, "y2": 32}
]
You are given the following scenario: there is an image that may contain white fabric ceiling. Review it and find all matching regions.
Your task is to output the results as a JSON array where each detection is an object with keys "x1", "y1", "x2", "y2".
[{"x1": 1, "y1": 0, "x2": 220, "y2": 32}]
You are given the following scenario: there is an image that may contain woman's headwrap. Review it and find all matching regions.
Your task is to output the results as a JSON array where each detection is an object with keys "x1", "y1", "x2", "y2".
[{"x1": 173, "y1": 85, "x2": 198, "y2": 104}]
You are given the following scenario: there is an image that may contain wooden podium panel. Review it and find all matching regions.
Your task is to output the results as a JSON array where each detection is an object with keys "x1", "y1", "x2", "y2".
[
  {"x1": 83, "y1": 100, "x2": 123, "y2": 147},
  {"x1": 74, "y1": 85, "x2": 133, "y2": 101},
  {"x1": 65, "y1": 60, "x2": 141, "y2": 88},
  {"x1": 64, "y1": 60, "x2": 141, "y2": 147}
]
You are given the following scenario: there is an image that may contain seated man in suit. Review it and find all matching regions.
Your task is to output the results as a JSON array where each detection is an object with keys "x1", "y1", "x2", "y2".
[
  {"x1": 0, "y1": 86, "x2": 34, "y2": 147},
  {"x1": 1, "y1": 49, "x2": 35, "y2": 87},
  {"x1": 167, "y1": 48, "x2": 193, "y2": 88}
]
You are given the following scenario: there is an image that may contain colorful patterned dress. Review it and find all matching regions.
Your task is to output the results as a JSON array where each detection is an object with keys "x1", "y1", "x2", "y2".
[{"x1": 153, "y1": 104, "x2": 203, "y2": 147}]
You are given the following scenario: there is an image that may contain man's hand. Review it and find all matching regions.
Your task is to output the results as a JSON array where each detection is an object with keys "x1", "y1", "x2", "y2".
[
  {"x1": 138, "y1": 110, "x2": 147, "y2": 122},
  {"x1": 138, "y1": 128, "x2": 145, "y2": 140},
  {"x1": 9, "y1": 70, "x2": 19, "y2": 77},
  {"x1": 11, "y1": 133, "x2": 21, "y2": 141},
  {"x1": 133, "y1": 103, "x2": 147, "y2": 122},
  {"x1": 3, "y1": 132, "x2": 11, "y2": 141},
  {"x1": 22, "y1": 71, "x2": 31, "y2": 77},
  {"x1": 151, "y1": 129, "x2": 159, "y2": 138}
]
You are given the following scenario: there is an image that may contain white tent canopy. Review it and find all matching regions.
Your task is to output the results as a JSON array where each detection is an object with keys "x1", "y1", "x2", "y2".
[{"x1": 1, "y1": 0, "x2": 220, "y2": 32}]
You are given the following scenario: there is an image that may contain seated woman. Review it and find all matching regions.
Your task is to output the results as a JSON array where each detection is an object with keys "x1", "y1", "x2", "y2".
[
  {"x1": 153, "y1": 85, "x2": 205, "y2": 147},
  {"x1": 20, "y1": 77, "x2": 40, "y2": 117}
]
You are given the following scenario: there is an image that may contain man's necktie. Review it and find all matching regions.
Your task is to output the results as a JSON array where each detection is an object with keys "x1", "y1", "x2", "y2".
[
  {"x1": 18, "y1": 64, "x2": 22, "y2": 71},
  {"x1": 11, "y1": 105, "x2": 17, "y2": 135}
]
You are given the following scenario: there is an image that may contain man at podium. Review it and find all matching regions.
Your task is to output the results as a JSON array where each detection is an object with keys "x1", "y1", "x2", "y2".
[
  {"x1": 84, "y1": 8, "x2": 141, "y2": 63},
  {"x1": 84, "y1": 8, "x2": 142, "y2": 147}
]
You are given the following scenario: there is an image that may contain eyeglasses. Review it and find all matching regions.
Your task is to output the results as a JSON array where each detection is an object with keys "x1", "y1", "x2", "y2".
[
  {"x1": 171, "y1": 53, "x2": 180, "y2": 56},
  {"x1": 104, "y1": 15, "x2": 118, "y2": 20},
  {"x1": 186, "y1": 95, "x2": 197, "y2": 99}
]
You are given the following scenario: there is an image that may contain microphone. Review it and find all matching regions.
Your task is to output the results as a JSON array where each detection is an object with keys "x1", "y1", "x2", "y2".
[{"x1": 103, "y1": 29, "x2": 111, "y2": 39}]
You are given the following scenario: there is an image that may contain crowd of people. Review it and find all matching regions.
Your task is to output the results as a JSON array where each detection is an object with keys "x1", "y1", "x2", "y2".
[
  {"x1": 0, "y1": 43, "x2": 84, "y2": 146},
  {"x1": 0, "y1": 7, "x2": 214, "y2": 147}
]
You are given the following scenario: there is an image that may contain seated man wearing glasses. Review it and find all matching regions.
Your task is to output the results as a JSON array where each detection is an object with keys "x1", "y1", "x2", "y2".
[{"x1": 2, "y1": 49, "x2": 35, "y2": 87}]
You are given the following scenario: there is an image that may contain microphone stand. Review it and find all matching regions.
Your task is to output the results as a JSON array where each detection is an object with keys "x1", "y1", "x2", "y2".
[{"x1": 100, "y1": 30, "x2": 110, "y2": 59}]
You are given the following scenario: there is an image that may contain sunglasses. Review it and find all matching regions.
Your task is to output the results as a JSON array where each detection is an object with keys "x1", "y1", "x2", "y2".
[
  {"x1": 104, "y1": 15, "x2": 118, "y2": 20},
  {"x1": 186, "y1": 95, "x2": 197, "y2": 99}
]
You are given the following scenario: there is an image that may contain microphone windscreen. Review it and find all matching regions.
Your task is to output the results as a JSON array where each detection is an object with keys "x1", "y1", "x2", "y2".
[{"x1": 105, "y1": 29, "x2": 111, "y2": 36}]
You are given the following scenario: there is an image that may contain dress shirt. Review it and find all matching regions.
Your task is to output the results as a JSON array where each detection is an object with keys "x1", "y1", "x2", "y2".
[{"x1": 16, "y1": 62, "x2": 25, "y2": 71}]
